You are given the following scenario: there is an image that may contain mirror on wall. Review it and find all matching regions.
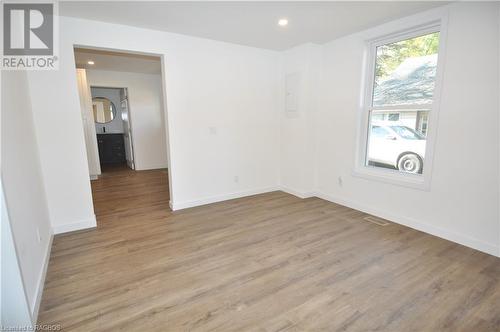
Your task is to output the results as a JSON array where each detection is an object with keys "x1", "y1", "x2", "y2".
[{"x1": 92, "y1": 97, "x2": 116, "y2": 123}]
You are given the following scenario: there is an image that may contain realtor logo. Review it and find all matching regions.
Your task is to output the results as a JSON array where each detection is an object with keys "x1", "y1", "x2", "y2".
[
  {"x1": 4, "y1": 3, "x2": 53, "y2": 55},
  {"x1": 1, "y1": 2, "x2": 58, "y2": 70}
]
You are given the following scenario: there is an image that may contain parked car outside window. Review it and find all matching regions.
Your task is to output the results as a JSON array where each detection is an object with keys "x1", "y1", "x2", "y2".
[{"x1": 368, "y1": 122, "x2": 426, "y2": 174}]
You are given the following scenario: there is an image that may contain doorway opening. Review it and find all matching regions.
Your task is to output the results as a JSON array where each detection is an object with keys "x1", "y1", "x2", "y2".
[
  {"x1": 91, "y1": 86, "x2": 135, "y2": 172},
  {"x1": 73, "y1": 47, "x2": 172, "y2": 219}
]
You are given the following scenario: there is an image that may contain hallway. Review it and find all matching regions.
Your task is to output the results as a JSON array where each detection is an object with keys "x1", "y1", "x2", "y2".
[{"x1": 91, "y1": 166, "x2": 170, "y2": 220}]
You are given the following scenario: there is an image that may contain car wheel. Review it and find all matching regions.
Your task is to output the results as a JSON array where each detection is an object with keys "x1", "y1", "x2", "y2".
[{"x1": 397, "y1": 153, "x2": 422, "y2": 174}]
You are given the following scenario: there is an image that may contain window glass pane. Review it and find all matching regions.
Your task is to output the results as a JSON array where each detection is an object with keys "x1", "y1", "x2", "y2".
[
  {"x1": 372, "y1": 113, "x2": 385, "y2": 121},
  {"x1": 371, "y1": 126, "x2": 391, "y2": 138},
  {"x1": 367, "y1": 109, "x2": 429, "y2": 174},
  {"x1": 416, "y1": 111, "x2": 429, "y2": 136},
  {"x1": 388, "y1": 113, "x2": 400, "y2": 121},
  {"x1": 373, "y1": 32, "x2": 439, "y2": 107},
  {"x1": 389, "y1": 125, "x2": 425, "y2": 140}
]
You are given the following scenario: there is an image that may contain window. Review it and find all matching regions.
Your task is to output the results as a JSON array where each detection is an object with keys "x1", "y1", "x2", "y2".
[
  {"x1": 372, "y1": 113, "x2": 386, "y2": 121},
  {"x1": 356, "y1": 22, "x2": 445, "y2": 189},
  {"x1": 387, "y1": 113, "x2": 400, "y2": 121},
  {"x1": 416, "y1": 111, "x2": 429, "y2": 136},
  {"x1": 389, "y1": 125, "x2": 425, "y2": 140},
  {"x1": 371, "y1": 126, "x2": 391, "y2": 138}
]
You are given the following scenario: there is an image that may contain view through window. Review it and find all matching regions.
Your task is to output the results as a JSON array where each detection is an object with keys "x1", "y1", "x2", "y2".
[{"x1": 366, "y1": 31, "x2": 439, "y2": 174}]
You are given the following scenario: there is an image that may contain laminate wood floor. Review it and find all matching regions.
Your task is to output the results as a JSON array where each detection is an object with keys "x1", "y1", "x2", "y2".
[{"x1": 38, "y1": 167, "x2": 500, "y2": 331}]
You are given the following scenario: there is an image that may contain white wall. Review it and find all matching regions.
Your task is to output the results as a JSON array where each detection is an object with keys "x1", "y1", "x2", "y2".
[
  {"x1": 87, "y1": 70, "x2": 168, "y2": 170},
  {"x1": 1, "y1": 182, "x2": 33, "y2": 328},
  {"x1": 1, "y1": 71, "x2": 53, "y2": 320},
  {"x1": 26, "y1": 15, "x2": 280, "y2": 231},
  {"x1": 76, "y1": 69, "x2": 101, "y2": 178},
  {"x1": 91, "y1": 87, "x2": 124, "y2": 134},
  {"x1": 279, "y1": 44, "x2": 321, "y2": 198},
  {"x1": 315, "y1": 3, "x2": 500, "y2": 256},
  {"x1": 27, "y1": 49, "x2": 97, "y2": 234}
]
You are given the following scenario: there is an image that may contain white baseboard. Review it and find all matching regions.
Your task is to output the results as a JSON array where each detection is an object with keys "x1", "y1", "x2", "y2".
[
  {"x1": 315, "y1": 191, "x2": 500, "y2": 257},
  {"x1": 279, "y1": 186, "x2": 315, "y2": 199},
  {"x1": 52, "y1": 215, "x2": 97, "y2": 235},
  {"x1": 31, "y1": 230, "x2": 53, "y2": 323},
  {"x1": 171, "y1": 186, "x2": 279, "y2": 211},
  {"x1": 135, "y1": 164, "x2": 169, "y2": 171}
]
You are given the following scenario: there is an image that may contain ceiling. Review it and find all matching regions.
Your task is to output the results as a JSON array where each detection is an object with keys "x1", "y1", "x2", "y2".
[
  {"x1": 74, "y1": 48, "x2": 161, "y2": 74},
  {"x1": 61, "y1": 2, "x2": 448, "y2": 51}
]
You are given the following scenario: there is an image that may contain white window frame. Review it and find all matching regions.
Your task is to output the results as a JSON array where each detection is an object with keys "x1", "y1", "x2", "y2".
[{"x1": 353, "y1": 17, "x2": 448, "y2": 191}]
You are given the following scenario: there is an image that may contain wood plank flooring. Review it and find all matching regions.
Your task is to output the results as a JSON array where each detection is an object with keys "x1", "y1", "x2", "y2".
[{"x1": 38, "y1": 167, "x2": 500, "y2": 331}]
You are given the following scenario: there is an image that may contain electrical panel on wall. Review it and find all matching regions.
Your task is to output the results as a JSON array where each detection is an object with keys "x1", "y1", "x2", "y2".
[{"x1": 285, "y1": 72, "x2": 300, "y2": 116}]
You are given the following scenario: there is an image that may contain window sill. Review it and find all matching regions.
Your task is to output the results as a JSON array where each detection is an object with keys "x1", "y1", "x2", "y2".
[{"x1": 352, "y1": 165, "x2": 431, "y2": 191}]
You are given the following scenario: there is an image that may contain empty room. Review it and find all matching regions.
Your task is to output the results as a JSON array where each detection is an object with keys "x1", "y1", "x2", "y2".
[{"x1": 1, "y1": 1, "x2": 499, "y2": 331}]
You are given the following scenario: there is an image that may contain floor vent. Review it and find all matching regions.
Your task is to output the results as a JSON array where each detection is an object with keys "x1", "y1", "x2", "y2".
[{"x1": 363, "y1": 215, "x2": 391, "y2": 226}]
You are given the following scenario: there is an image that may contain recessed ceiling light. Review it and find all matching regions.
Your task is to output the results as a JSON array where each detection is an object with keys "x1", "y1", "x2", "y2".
[
  {"x1": 87, "y1": 60, "x2": 95, "y2": 65},
  {"x1": 278, "y1": 18, "x2": 288, "y2": 27}
]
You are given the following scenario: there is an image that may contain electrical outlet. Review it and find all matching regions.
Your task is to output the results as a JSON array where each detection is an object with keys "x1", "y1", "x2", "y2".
[
  {"x1": 234, "y1": 175, "x2": 239, "y2": 183},
  {"x1": 338, "y1": 176, "x2": 343, "y2": 187},
  {"x1": 209, "y1": 126, "x2": 217, "y2": 135}
]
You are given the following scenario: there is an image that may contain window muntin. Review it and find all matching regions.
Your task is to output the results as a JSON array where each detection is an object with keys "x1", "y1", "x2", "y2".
[{"x1": 364, "y1": 31, "x2": 440, "y2": 175}]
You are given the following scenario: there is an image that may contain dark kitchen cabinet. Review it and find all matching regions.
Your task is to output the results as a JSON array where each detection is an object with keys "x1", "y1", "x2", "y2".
[{"x1": 97, "y1": 134, "x2": 126, "y2": 164}]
